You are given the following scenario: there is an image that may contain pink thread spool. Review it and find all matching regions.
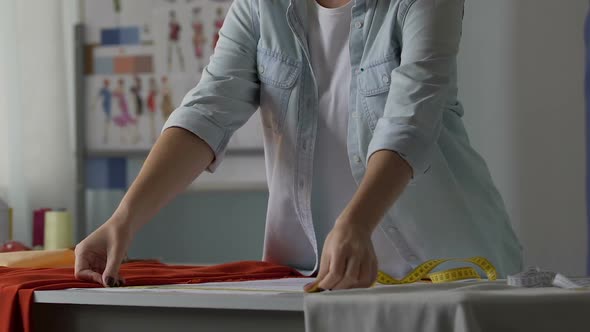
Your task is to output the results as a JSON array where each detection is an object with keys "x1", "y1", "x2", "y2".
[{"x1": 33, "y1": 208, "x2": 51, "y2": 247}]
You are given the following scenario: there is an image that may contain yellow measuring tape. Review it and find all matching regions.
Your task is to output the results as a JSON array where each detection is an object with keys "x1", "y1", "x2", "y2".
[
  {"x1": 308, "y1": 256, "x2": 496, "y2": 292},
  {"x1": 377, "y1": 256, "x2": 496, "y2": 285},
  {"x1": 123, "y1": 257, "x2": 496, "y2": 294}
]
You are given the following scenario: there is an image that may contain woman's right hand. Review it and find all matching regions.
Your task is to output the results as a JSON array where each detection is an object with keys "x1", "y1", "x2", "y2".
[
  {"x1": 73, "y1": 128, "x2": 216, "y2": 287},
  {"x1": 74, "y1": 218, "x2": 133, "y2": 287}
]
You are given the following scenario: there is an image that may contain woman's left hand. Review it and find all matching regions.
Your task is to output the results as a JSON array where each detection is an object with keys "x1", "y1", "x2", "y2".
[{"x1": 304, "y1": 219, "x2": 378, "y2": 292}]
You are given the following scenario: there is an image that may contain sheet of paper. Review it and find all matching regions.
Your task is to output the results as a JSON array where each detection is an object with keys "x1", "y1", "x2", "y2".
[
  {"x1": 552, "y1": 274, "x2": 590, "y2": 289},
  {"x1": 69, "y1": 277, "x2": 316, "y2": 295}
]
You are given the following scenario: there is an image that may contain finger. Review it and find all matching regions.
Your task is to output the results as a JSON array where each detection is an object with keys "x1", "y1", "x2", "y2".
[
  {"x1": 370, "y1": 259, "x2": 379, "y2": 285},
  {"x1": 332, "y1": 257, "x2": 361, "y2": 290},
  {"x1": 318, "y1": 254, "x2": 347, "y2": 290},
  {"x1": 304, "y1": 255, "x2": 331, "y2": 293},
  {"x1": 357, "y1": 261, "x2": 370, "y2": 288},
  {"x1": 357, "y1": 260, "x2": 374, "y2": 288},
  {"x1": 317, "y1": 254, "x2": 330, "y2": 280},
  {"x1": 74, "y1": 246, "x2": 88, "y2": 275},
  {"x1": 75, "y1": 269, "x2": 103, "y2": 285},
  {"x1": 102, "y1": 244, "x2": 126, "y2": 287},
  {"x1": 74, "y1": 247, "x2": 100, "y2": 283}
]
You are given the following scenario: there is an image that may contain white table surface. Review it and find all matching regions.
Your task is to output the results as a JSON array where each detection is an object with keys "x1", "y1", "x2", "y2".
[
  {"x1": 32, "y1": 282, "x2": 307, "y2": 332},
  {"x1": 34, "y1": 288, "x2": 304, "y2": 311},
  {"x1": 305, "y1": 280, "x2": 590, "y2": 332}
]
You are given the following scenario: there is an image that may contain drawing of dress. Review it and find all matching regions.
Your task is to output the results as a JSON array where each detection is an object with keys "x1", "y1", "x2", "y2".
[
  {"x1": 212, "y1": 8, "x2": 224, "y2": 50},
  {"x1": 130, "y1": 82, "x2": 143, "y2": 117},
  {"x1": 147, "y1": 89, "x2": 157, "y2": 115},
  {"x1": 113, "y1": 0, "x2": 121, "y2": 26},
  {"x1": 147, "y1": 78, "x2": 158, "y2": 143},
  {"x1": 161, "y1": 80, "x2": 174, "y2": 121},
  {"x1": 99, "y1": 87, "x2": 112, "y2": 119},
  {"x1": 162, "y1": 88, "x2": 174, "y2": 120},
  {"x1": 130, "y1": 77, "x2": 143, "y2": 143},
  {"x1": 113, "y1": 91, "x2": 136, "y2": 126},
  {"x1": 113, "y1": 0, "x2": 121, "y2": 13},
  {"x1": 112, "y1": 84, "x2": 137, "y2": 144},
  {"x1": 193, "y1": 23, "x2": 204, "y2": 57},
  {"x1": 98, "y1": 85, "x2": 112, "y2": 144},
  {"x1": 192, "y1": 14, "x2": 206, "y2": 71},
  {"x1": 168, "y1": 11, "x2": 185, "y2": 72}
]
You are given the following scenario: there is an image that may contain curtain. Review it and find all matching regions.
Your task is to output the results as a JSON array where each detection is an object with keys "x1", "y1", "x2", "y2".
[
  {"x1": 0, "y1": 0, "x2": 78, "y2": 245},
  {"x1": 0, "y1": 0, "x2": 31, "y2": 243},
  {"x1": 585, "y1": 3, "x2": 590, "y2": 275}
]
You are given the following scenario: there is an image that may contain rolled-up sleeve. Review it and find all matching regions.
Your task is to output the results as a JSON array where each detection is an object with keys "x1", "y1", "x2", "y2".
[
  {"x1": 162, "y1": 0, "x2": 260, "y2": 172},
  {"x1": 366, "y1": 0, "x2": 464, "y2": 177}
]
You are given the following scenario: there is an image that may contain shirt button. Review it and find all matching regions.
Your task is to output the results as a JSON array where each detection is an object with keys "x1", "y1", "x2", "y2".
[
  {"x1": 259, "y1": 65, "x2": 265, "y2": 74},
  {"x1": 354, "y1": 155, "x2": 362, "y2": 163},
  {"x1": 354, "y1": 21, "x2": 363, "y2": 29},
  {"x1": 382, "y1": 74, "x2": 390, "y2": 84}
]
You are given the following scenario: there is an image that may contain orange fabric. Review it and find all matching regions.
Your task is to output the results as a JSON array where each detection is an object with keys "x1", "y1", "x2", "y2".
[
  {"x1": 0, "y1": 249, "x2": 75, "y2": 268},
  {"x1": 0, "y1": 261, "x2": 303, "y2": 332}
]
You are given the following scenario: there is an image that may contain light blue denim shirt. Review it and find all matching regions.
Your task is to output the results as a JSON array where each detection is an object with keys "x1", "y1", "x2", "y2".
[{"x1": 163, "y1": 0, "x2": 523, "y2": 277}]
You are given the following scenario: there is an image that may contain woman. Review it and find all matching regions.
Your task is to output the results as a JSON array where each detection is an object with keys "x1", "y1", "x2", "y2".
[{"x1": 75, "y1": 0, "x2": 522, "y2": 290}]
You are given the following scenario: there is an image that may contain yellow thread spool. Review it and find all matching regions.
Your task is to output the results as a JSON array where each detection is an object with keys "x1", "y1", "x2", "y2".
[{"x1": 44, "y1": 210, "x2": 73, "y2": 250}]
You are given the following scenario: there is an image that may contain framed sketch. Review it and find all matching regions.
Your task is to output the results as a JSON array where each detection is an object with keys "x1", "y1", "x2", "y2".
[{"x1": 82, "y1": 0, "x2": 264, "y2": 153}]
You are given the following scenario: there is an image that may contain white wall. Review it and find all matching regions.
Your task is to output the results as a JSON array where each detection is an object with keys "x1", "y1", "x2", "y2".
[
  {"x1": 0, "y1": 4, "x2": 13, "y2": 201},
  {"x1": 0, "y1": 0, "x2": 77, "y2": 244},
  {"x1": 0, "y1": 0, "x2": 31, "y2": 242},
  {"x1": 459, "y1": 0, "x2": 588, "y2": 275}
]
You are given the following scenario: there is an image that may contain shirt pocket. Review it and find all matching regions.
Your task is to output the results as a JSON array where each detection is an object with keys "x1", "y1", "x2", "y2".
[
  {"x1": 358, "y1": 54, "x2": 399, "y2": 131},
  {"x1": 256, "y1": 47, "x2": 301, "y2": 133}
]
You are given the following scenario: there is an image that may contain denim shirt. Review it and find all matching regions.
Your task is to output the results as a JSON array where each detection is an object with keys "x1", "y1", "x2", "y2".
[{"x1": 163, "y1": 0, "x2": 523, "y2": 276}]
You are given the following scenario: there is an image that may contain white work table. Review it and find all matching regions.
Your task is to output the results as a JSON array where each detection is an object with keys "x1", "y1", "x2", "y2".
[
  {"x1": 33, "y1": 278, "x2": 590, "y2": 332},
  {"x1": 33, "y1": 288, "x2": 305, "y2": 332}
]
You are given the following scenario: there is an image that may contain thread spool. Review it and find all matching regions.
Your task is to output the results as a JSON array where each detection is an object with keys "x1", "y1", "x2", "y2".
[
  {"x1": 44, "y1": 210, "x2": 73, "y2": 250},
  {"x1": 0, "y1": 199, "x2": 12, "y2": 244},
  {"x1": 33, "y1": 208, "x2": 51, "y2": 247}
]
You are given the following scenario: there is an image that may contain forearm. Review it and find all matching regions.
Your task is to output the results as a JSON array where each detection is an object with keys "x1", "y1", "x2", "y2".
[
  {"x1": 337, "y1": 150, "x2": 413, "y2": 232},
  {"x1": 110, "y1": 127, "x2": 214, "y2": 233}
]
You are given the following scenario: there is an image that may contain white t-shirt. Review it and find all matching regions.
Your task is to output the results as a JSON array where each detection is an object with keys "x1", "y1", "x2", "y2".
[{"x1": 308, "y1": 0, "x2": 411, "y2": 278}]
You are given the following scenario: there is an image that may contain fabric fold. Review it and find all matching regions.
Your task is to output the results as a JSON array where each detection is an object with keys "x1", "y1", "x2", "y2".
[{"x1": 0, "y1": 260, "x2": 302, "y2": 332}]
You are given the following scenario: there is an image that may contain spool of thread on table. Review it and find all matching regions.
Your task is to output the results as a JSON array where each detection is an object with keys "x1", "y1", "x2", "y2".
[
  {"x1": 0, "y1": 198, "x2": 12, "y2": 244},
  {"x1": 8, "y1": 208, "x2": 12, "y2": 242},
  {"x1": 33, "y1": 208, "x2": 51, "y2": 248},
  {"x1": 44, "y1": 210, "x2": 73, "y2": 250}
]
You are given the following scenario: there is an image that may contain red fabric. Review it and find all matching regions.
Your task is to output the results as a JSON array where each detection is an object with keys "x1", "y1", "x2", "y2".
[{"x1": 0, "y1": 261, "x2": 302, "y2": 332}]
